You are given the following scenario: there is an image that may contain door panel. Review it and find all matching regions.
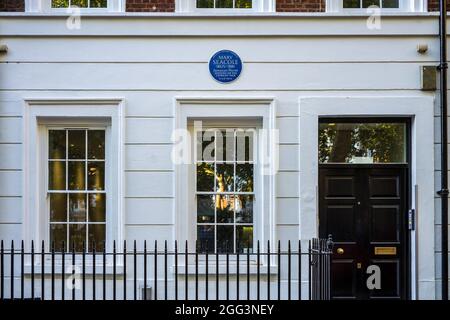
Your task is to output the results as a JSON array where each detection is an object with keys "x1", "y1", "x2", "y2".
[
  {"x1": 370, "y1": 205, "x2": 400, "y2": 243},
  {"x1": 319, "y1": 166, "x2": 408, "y2": 300},
  {"x1": 331, "y1": 260, "x2": 358, "y2": 299},
  {"x1": 325, "y1": 176, "x2": 356, "y2": 198},
  {"x1": 369, "y1": 176, "x2": 400, "y2": 198},
  {"x1": 368, "y1": 260, "x2": 401, "y2": 298},
  {"x1": 327, "y1": 205, "x2": 356, "y2": 242}
]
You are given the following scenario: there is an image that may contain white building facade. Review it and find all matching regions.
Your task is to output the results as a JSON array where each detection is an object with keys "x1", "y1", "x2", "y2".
[{"x1": 0, "y1": 0, "x2": 448, "y2": 300}]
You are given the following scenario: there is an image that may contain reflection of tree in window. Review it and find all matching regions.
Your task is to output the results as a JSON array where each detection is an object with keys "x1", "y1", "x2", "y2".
[
  {"x1": 196, "y1": 163, "x2": 214, "y2": 191},
  {"x1": 343, "y1": 0, "x2": 399, "y2": 8},
  {"x1": 319, "y1": 122, "x2": 406, "y2": 163},
  {"x1": 216, "y1": 164, "x2": 234, "y2": 192},
  {"x1": 236, "y1": 164, "x2": 253, "y2": 192},
  {"x1": 51, "y1": 0, "x2": 108, "y2": 8},
  {"x1": 216, "y1": 195, "x2": 234, "y2": 223},
  {"x1": 197, "y1": 0, "x2": 252, "y2": 9},
  {"x1": 196, "y1": 128, "x2": 255, "y2": 253}
]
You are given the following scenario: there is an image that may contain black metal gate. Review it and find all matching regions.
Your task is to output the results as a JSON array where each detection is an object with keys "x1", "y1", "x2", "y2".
[{"x1": 309, "y1": 237, "x2": 333, "y2": 300}]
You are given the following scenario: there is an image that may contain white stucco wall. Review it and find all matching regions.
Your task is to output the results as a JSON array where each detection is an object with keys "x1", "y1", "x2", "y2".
[{"x1": 0, "y1": 13, "x2": 447, "y2": 299}]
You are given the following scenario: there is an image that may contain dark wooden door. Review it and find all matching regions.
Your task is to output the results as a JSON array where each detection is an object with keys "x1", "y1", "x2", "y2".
[{"x1": 319, "y1": 165, "x2": 408, "y2": 300}]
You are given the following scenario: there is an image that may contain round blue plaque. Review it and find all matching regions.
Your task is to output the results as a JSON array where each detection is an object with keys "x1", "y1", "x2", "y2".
[{"x1": 209, "y1": 50, "x2": 242, "y2": 83}]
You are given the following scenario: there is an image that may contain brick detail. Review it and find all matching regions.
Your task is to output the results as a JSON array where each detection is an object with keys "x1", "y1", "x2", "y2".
[
  {"x1": 126, "y1": 0, "x2": 175, "y2": 12},
  {"x1": 428, "y1": 0, "x2": 450, "y2": 11},
  {"x1": 0, "y1": 0, "x2": 25, "y2": 12},
  {"x1": 276, "y1": 0, "x2": 325, "y2": 12}
]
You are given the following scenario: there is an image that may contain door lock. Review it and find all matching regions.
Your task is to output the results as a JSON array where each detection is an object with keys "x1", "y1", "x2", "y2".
[{"x1": 357, "y1": 262, "x2": 362, "y2": 269}]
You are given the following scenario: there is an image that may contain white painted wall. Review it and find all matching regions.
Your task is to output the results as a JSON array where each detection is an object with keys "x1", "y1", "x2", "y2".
[{"x1": 0, "y1": 14, "x2": 446, "y2": 299}]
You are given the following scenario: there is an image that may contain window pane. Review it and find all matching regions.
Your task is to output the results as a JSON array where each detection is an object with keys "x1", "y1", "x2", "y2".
[
  {"x1": 197, "y1": 163, "x2": 215, "y2": 192},
  {"x1": 50, "y1": 193, "x2": 67, "y2": 222},
  {"x1": 362, "y1": 0, "x2": 380, "y2": 7},
  {"x1": 88, "y1": 130, "x2": 105, "y2": 160},
  {"x1": 216, "y1": 130, "x2": 234, "y2": 163},
  {"x1": 50, "y1": 224, "x2": 67, "y2": 251},
  {"x1": 48, "y1": 161, "x2": 66, "y2": 190},
  {"x1": 215, "y1": 164, "x2": 234, "y2": 192},
  {"x1": 88, "y1": 161, "x2": 104, "y2": 190},
  {"x1": 235, "y1": 195, "x2": 253, "y2": 223},
  {"x1": 197, "y1": 225, "x2": 215, "y2": 253},
  {"x1": 197, "y1": 0, "x2": 214, "y2": 8},
  {"x1": 68, "y1": 130, "x2": 86, "y2": 159},
  {"x1": 197, "y1": 130, "x2": 215, "y2": 162},
  {"x1": 89, "y1": 0, "x2": 107, "y2": 8},
  {"x1": 89, "y1": 193, "x2": 106, "y2": 222},
  {"x1": 343, "y1": 0, "x2": 360, "y2": 8},
  {"x1": 69, "y1": 193, "x2": 87, "y2": 222},
  {"x1": 69, "y1": 224, "x2": 86, "y2": 252},
  {"x1": 52, "y1": 0, "x2": 69, "y2": 8},
  {"x1": 217, "y1": 225, "x2": 233, "y2": 253},
  {"x1": 88, "y1": 224, "x2": 105, "y2": 251},
  {"x1": 216, "y1": 0, "x2": 233, "y2": 8},
  {"x1": 382, "y1": 0, "x2": 399, "y2": 8},
  {"x1": 319, "y1": 122, "x2": 407, "y2": 164},
  {"x1": 195, "y1": 127, "x2": 255, "y2": 254},
  {"x1": 49, "y1": 130, "x2": 66, "y2": 159},
  {"x1": 236, "y1": 0, "x2": 252, "y2": 8},
  {"x1": 68, "y1": 161, "x2": 85, "y2": 190},
  {"x1": 237, "y1": 226, "x2": 253, "y2": 253},
  {"x1": 72, "y1": 0, "x2": 88, "y2": 8},
  {"x1": 236, "y1": 130, "x2": 253, "y2": 162},
  {"x1": 216, "y1": 195, "x2": 234, "y2": 223},
  {"x1": 197, "y1": 195, "x2": 215, "y2": 223},
  {"x1": 235, "y1": 164, "x2": 253, "y2": 192}
]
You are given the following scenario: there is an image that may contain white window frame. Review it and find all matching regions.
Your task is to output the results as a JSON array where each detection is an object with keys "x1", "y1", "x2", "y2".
[
  {"x1": 177, "y1": 0, "x2": 275, "y2": 13},
  {"x1": 175, "y1": 97, "x2": 277, "y2": 260},
  {"x1": 25, "y1": 0, "x2": 125, "y2": 13},
  {"x1": 326, "y1": 0, "x2": 427, "y2": 12},
  {"x1": 23, "y1": 99, "x2": 125, "y2": 258}
]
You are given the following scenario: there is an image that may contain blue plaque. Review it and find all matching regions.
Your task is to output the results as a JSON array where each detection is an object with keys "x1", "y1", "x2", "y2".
[{"x1": 209, "y1": 50, "x2": 242, "y2": 83}]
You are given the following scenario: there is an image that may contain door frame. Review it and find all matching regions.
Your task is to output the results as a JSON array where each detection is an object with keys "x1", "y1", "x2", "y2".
[
  {"x1": 318, "y1": 115, "x2": 411, "y2": 299},
  {"x1": 299, "y1": 96, "x2": 435, "y2": 300}
]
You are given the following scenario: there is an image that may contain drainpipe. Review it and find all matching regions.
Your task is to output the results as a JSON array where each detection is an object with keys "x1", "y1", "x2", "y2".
[{"x1": 438, "y1": 0, "x2": 449, "y2": 301}]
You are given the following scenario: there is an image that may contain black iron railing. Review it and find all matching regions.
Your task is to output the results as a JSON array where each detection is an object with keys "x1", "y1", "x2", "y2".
[{"x1": 0, "y1": 238, "x2": 332, "y2": 301}]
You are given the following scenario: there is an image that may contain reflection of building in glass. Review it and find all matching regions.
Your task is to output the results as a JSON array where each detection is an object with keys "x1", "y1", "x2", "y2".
[{"x1": 73, "y1": 199, "x2": 85, "y2": 214}]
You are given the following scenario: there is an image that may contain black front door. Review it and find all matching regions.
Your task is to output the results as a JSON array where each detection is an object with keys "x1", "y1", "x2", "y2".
[{"x1": 319, "y1": 165, "x2": 408, "y2": 299}]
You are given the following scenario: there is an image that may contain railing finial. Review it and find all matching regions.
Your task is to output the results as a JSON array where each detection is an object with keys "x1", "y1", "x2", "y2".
[{"x1": 326, "y1": 234, "x2": 334, "y2": 251}]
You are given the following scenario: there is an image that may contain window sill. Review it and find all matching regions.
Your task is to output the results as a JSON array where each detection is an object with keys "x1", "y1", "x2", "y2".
[
  {"x1": 0, "y1": 12, "x2": 437, "y2": 18},
  {"x1": 48, "y1": 9, "x2": 112, "y2": 13},
  {"x1": 171, "y1": 264, "x2": 279, "y2": 275},
  {"x1": 23, "y1": 264, "x2": 124, "y2": 276}
]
